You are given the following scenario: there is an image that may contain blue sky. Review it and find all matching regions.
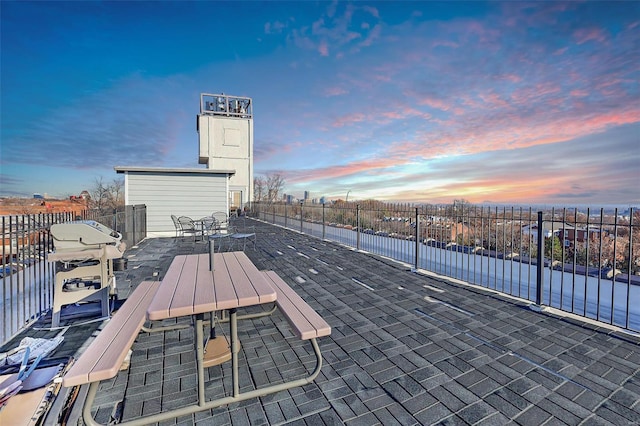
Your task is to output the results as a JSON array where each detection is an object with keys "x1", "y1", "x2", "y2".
[{"x1": 1, "y1": 1, "x2": 639, "y2": 206}]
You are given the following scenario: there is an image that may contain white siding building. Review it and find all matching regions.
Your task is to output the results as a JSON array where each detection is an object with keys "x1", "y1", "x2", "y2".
[{"x1": 114, "y1": 167, "x2": 234, "y2": 236}]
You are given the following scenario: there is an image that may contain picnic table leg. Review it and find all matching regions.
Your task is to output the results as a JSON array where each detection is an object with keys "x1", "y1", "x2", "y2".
[
  {"x1": 195, "y1": 313, "x2": 206, "y2": 406},
  {"x1": 210, "y1": 311, "x2": 217, "y2": 339},
  {"x1": 230, "y1": 308, "x2": 239, "y2": 397},
  {"x1": 208, "y1": 239, "x2": 215, "y2": 270}
]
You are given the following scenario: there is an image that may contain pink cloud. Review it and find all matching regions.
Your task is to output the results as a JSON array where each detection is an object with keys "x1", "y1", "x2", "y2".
[
  {"x1": 574, "y1": 28, "x2": 608, "y2": 45},
  {"x1": 359, "y1": 23, "x2": 381, "y2": 48},
  {"x1": 398, "y1": 106, "x2": 640, "y2": 162},
  {"x1": 362, "y1": 6, "x2": 379, "y2": 19},
  {"x1": 285, "y1": 157, "x2": 410, "y2": 184},
  {"x1": 479, "y1": 92, "x2": 509, "y2": 109},
  {"x1": 324, "y1": 87, "x2": 348, "y2": 97},
  {"x1": 332, "y1": 112, "x2": 367, "y2": 128},
  {"x1": 554, "y1": 47, "x2": 569, "y2": 56},
  {"x1": 380, "y1": 106, "x2": 431, "y2": 122},
  {"x1": 418, "y1": 97, "x2": 453, "y2": 112},
  {"x1": 570, "y1": 89, "x2": 589, "y2": 97},
  {"x1": 264, "y1": 21, "x2": 286, "y2": 34},
  {"x1": 432, "y1": 40, "x2": 459, "y2": 49},
  {"x1": 496, "y1": 74, "x2": 522, "y2": 83},
  {"x1": 510, "y1": 83, "x2": 561, "y2": 105},
  {"x1": 464, "y1": 20, "x2": 501, "y2": 45},
  {"x1": 318, "y1": 40, "x2": 329, "y2": 56}
]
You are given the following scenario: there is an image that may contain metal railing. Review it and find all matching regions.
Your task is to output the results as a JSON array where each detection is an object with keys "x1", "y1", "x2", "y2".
[
  {"x1": 1, "y1": 205, "x2": 147, "y2": 345},
  {"x1": 251, "y1": 202, "x2": 639, "y2": 333}
]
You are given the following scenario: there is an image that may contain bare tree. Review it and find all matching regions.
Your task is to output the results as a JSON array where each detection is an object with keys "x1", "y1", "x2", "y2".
[
  {"x1": 266, "y1": 173, "x2": 285, "y2": 204},
  {"x1": 254, "y1": 173, "x2": 285, "y2": 204},
  {"x1": 89, "y1": 177, "x2": 125, "y2": 214},
  {"x1": 253, "y1": 177, "x2": 266, "y2": 202}
]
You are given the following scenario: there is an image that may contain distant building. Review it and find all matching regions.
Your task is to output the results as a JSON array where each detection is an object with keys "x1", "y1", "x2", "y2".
[
  {"x1": 522, "y1": 221, "x2": 602, "y2": 247},
  {"x1": 70, "y1": 191, "x2": 91, "y2": 201}
]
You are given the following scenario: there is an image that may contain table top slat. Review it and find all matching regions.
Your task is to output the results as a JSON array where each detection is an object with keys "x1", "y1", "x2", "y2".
[
  {"x1": 194, "y1": 253, "x2": 217, "y2": 312},
  {"x1": 211, "y1": 258, "x2": 239, "y2": 311},
  {"x1": 150, "y1": 252, "x2": 274, "y2": 320},
  {"x1": 147, "y1": 255, "x2": 185, "y2": 320},
  {"x1": 225, "y1": 253, "x2": 261, "y2": 307},
  {"x1": 235, "y1": 253, "x2": 277, "y2": 304},
  {"x1": 169, "y1": 254, "x2": 199, "y2": 317}
]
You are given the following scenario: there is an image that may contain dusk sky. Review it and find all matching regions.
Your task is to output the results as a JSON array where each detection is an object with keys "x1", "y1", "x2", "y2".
[{"x1": 1, "y1": 1, "x2": 639, "y2": 206}]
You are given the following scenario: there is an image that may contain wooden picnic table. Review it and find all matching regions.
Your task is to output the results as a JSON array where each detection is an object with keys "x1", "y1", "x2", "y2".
[
  {"x1": 147, "y1": 252, "x2": 276, "y2": 399},
  {"x1": 62, "y1": 251, "x2": 329, "y2": 425}
]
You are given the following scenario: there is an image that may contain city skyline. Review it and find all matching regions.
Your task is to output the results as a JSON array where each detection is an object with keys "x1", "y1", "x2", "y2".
[{"x1": 1, "y1": 1, "x2": 639, "y2": 206}]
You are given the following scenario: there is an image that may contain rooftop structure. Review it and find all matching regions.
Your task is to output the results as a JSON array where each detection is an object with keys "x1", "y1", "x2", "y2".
[{"x1": 197, "y1": 93, "x2": 254, "y2": 210}]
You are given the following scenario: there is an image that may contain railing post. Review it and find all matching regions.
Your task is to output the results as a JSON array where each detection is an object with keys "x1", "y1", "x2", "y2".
[
  {"x1": 356, "y1": 205, "x2": 360, "y2": 251},
  {"x1": 322, "y1": 204, "x2": 326, "y2": 240},
  {"x1": 414, "y1": 207, "x2": 420, "y2": 272},
  {"x1": 284, "y1": 203, "x2": 287, "y2": 228},
  {"x1": 536, "y1": 211, "x2": 544, "y2": 306},
  {"x1": 132, "y1": 205, "x2": 137, "y2": 245},
  {"x1": 300, "y1": 202, "x2": 304, "y2": 233}
]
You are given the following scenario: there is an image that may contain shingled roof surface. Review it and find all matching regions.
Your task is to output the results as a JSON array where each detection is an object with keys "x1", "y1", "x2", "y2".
[{"x1": 39, "y1": 219, "x2": 640, "y2": 425}]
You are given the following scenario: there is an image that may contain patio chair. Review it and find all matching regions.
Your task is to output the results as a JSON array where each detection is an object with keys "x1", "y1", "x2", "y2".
[
  {"x1": 228, "y1": 218, "x2": 256, "y2": 251},
  {"x1": 207, "y1": 222, "x2": 235, "y2": 252},
  {"x1": 198, "y1": 216, "x2": 218, "y2": 236},
  {"x1": 171, "y1": 215, "x2": 182, "y2": 237},
  {"x1": 177, "y1": 216, "x2": 201, "y2": 241},
  {"x1": 211, "y1": 211, "x2": 229, "y2": 231}
]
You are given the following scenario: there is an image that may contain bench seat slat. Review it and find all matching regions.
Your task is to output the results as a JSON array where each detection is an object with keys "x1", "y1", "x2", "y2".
[
  {"x1": 62, "y1": 280, "x2": 160, "y2": 387},
  {"x1": 262, "y1": 271, "x2": 331, "y2": 340}
]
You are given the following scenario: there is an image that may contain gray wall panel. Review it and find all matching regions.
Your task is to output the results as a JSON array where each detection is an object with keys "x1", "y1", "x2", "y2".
[{"x1": 125, "y1": 171, "x2": 229, "y2": 233}]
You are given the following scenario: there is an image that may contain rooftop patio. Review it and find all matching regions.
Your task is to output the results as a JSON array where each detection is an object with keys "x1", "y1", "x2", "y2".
[{"x1": 3, "y1": 218, "x2": 640, "y2": 425}]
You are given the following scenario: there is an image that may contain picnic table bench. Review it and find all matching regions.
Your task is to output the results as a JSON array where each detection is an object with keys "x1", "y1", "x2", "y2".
[
  {"x1": 62, "y1": 280, "x2": 160, "y2": 388},
  {"x1": 261, "y1": 270, "x2": 331, "y2": 340}
]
